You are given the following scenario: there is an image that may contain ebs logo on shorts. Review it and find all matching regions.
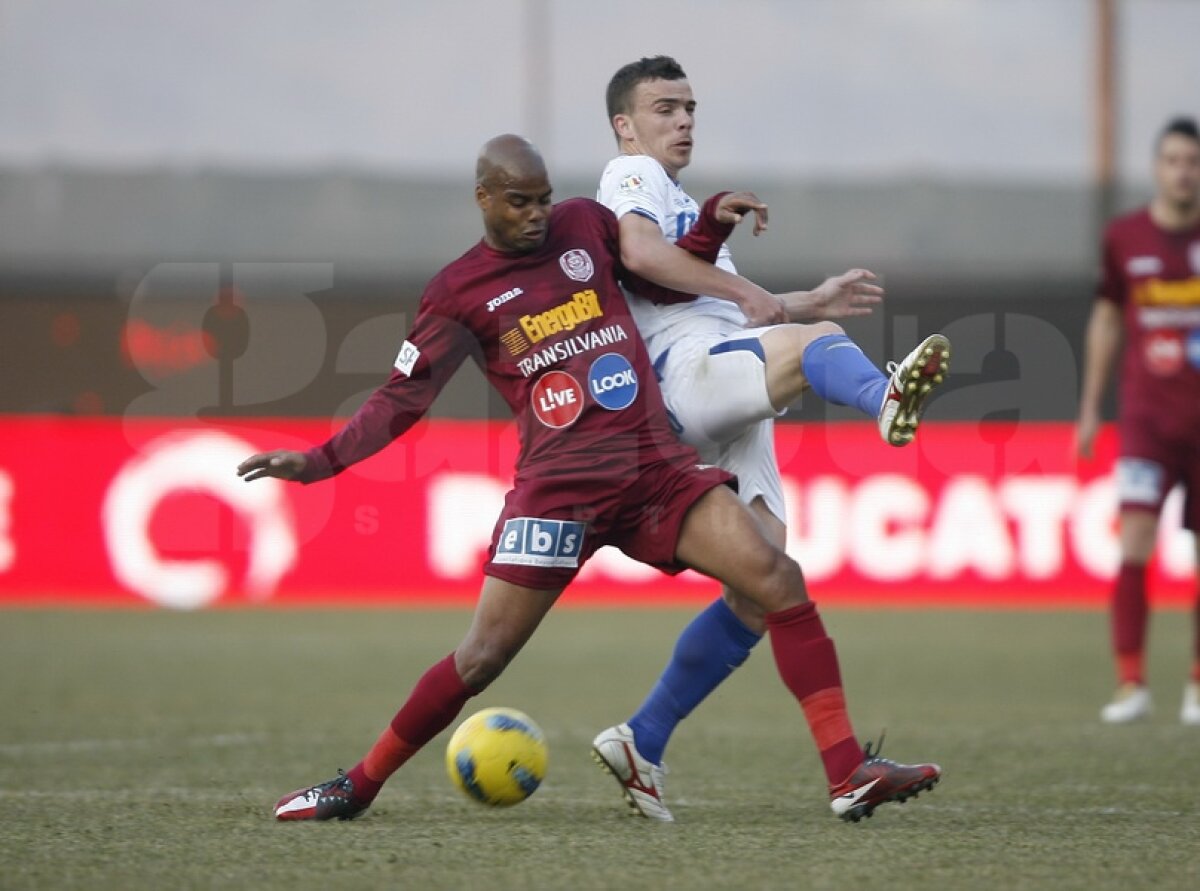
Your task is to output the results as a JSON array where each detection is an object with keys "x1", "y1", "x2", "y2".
[
  {"x1": 588, "y1": 353, "x2": 638, "y2": 410},
  {"x1": 493, "y1": 517, "x2": 587, "y2": 568}
]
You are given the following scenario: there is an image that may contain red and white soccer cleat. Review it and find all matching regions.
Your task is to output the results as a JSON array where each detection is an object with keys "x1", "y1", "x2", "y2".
[
  {"x1": 591, "y1": 724, "x2": 673, "y2": 822},
  {"x1": 273, "y1": 770, "x2": 368, "y2": 822},
  {"x1": 878, "y1": 333, "x2": 951, "y2": 446},
  {"x1": 829, "y1": 740, "x2": 941, "y2": 823}
]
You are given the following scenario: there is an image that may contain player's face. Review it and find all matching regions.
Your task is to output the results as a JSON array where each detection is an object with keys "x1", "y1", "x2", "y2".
[
  {"x1": 1154, "y1": 134, "x2": 1200, "y2": 211},
  {"x1": 615, "y1": 78, "x2": 696, "y2": 179},
  {"x1": 476, "y1": 174, "x2": 553, "y2": 253}
]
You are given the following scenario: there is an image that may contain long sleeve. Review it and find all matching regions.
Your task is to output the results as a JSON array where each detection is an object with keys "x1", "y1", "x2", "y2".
[
  {"x1": 297, "y1": 284, "x2": 472, "y2": 482},
  {"x1": 298, "y1": 368, "x2": 444, "y2": 482}
]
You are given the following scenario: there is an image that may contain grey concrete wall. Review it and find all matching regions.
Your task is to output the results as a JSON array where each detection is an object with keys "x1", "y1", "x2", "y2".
[{"x1": 0, "y1": 166, "x2": 1140, "y2": 287}]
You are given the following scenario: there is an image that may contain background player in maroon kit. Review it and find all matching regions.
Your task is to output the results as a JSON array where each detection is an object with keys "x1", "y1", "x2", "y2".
[
  {"x1": 239, "y1": 134, "x2": 940, "y2": 823},
  {"x1": 1077, "y1": 117, "x2": 1200, "y2": 725}
]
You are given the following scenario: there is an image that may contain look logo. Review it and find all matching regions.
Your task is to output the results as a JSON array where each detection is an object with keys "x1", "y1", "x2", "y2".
[
  {"x1": 531, "y1": 371, "x2": 584, "y2": 428},
  {"x1": 587, "y1": 353, "x2": 638, "y2": 410}
]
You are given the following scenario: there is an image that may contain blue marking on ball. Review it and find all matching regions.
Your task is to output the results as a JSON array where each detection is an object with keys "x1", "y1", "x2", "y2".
[
  {"x1": 510, "y1": 765, "x2": 542, "y2": 796},
  {"x1": 454, "y1": 751, "x2": 488, "y2": 803},
  {"x1": 486, "y1": 713, "x2": 536, "y2": 736}
]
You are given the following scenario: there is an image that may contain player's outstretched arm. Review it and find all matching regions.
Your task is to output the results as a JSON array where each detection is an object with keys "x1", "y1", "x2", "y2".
[
  {"x1": 781, "y1": 269, "x2": 884, "y2": 322},
  {"x1": 654, "y1": 193, "x2": 877, "y2": 325},
  {"x1": 695, "y1": 194, "x2": 883, "y2": 322},
  {"x1": 237, "y1": 450, "x2": 307, "y2": 483}
]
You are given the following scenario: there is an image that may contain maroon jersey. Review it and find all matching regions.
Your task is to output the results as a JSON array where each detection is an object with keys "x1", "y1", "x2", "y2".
[
  {"x1": 299, "y1": 198, "x2": 702, "y2": 486},
  {"x1": 1099, "y1": 208, "x2": 1200, "y2": 431}
]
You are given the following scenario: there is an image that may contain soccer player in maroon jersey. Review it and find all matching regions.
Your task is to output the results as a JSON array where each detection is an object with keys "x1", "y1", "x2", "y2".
[
  {"x1": 240, "y1": 134, "x2": 940, "y2": 823},
  {"x1": 1077, "y1": 116, "x2": 1200, "y2": 725}
]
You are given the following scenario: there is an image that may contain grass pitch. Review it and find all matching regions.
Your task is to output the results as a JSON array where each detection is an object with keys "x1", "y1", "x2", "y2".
[{"x1": 1, "y1": 607, "x2": 1198, "y2": 890}]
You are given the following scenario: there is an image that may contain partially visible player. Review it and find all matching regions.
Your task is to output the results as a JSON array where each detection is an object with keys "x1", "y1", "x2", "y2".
[
  {"x1": 242, "y1": 135, "x2": 940, "y2": 824},
  {"x1": 1077, "y1": 116, "x2": 1200, "y2": 725},
  {"x1": 590, "y1": 55, "x2": 949, "y2": 821}
]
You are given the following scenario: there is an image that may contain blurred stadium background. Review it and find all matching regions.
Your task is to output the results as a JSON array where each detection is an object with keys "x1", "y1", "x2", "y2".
[
  {"x1": 3, "y1": 3, "x2": 1200, "y2": 888},
  {"x1": 1, "y1": 0, "x2": 1195, "y2": 608}
]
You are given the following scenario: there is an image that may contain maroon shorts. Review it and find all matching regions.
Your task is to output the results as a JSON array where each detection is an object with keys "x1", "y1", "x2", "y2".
[
  {"x1": 482, "y1": 458, "x2": 733, "y2": 590},
  {"x1": 1118, "y1": 412, "x2": 1200, "y2": 531}
]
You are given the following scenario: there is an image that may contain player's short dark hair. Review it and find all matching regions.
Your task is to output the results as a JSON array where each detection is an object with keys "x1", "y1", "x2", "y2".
[
  {"x1": 1157, "y1": 116, "x2": 1200, "y2": 150},
  {"x1": 605, "y1": 55, "x2": 688, "y2": 122}
]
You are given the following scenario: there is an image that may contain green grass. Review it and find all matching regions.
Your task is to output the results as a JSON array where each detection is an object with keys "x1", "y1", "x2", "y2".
[{"x1": 1, "y1": 608, "x2": 1198, "y2": 890}]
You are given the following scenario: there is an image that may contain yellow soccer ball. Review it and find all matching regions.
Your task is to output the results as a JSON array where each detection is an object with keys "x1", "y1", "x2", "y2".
[{"x1": 446, "y1": 707, "x2": 548, "y2": 807}]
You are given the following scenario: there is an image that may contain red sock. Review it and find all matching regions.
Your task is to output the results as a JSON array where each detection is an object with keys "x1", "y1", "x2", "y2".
[
  {"x1": 765, "y1": 601, "x2": 863, "y2": 787},
  {"x1": 1112, "y1": 563, "x2": 1147, "y2": 685},
  {"x1": 347, "y1": 652, "x2": 476, "y2": 803}
]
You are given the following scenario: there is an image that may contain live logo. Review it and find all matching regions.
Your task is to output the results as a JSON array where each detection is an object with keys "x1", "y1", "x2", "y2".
[
  {"x1": 531, "y1": 370, "x2": 583, "y2": 428},
  {"x1": 539, "y1": 387, "x2": 576, "y2": 411}
]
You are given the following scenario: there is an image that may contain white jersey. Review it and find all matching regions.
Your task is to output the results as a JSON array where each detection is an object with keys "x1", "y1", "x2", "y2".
[
  {"x1": 597, "y1": 153, "x2": 786, "y2": 523},
  {"x1": 597, "y1": 154, "x2": 746, "y2": 356}
]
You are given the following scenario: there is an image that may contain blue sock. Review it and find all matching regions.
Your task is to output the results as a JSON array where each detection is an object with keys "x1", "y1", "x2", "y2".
[
  {"x1": 801, "y1": 334, "x2": 888, "y2": 418},
  {"x1": 627, "y1": 598, "x2": 762, "y2": 765}
]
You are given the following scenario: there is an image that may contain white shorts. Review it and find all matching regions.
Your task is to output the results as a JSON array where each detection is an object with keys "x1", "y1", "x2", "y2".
[{"x1": 651, "y1": 327, "x2": 787, "y2": 521}]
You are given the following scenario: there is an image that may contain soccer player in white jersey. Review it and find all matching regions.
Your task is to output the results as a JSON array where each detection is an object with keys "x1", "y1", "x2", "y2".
[{"x1": 591, "y1": 55, "x2": 949, "y2": 822}]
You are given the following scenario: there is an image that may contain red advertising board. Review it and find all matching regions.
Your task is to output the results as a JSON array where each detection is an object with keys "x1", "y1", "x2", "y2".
[{"x1": 0, "y1": 416, "x2": 1192, "y2": 608}]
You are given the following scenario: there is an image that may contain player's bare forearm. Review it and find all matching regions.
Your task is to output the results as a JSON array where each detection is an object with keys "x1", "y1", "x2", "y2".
[
  {"x1": 1078, "y1": 300, "x2": 1123, "y2": 417},
  {"x1": 621, "y1": 223, "x2": 756, "y2": 301},
  {"x1": 617, "y1": 214, "x2": 784, "y2": 324},
  {"x1": 1075, "y1": 300, "x2": 1122, "y2": 458}
]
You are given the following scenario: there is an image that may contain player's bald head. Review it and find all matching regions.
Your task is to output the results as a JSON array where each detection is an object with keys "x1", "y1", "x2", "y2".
[
  {"x1": 475, "y1": 134, "x2": 553, "y2": 254},
  {"x1": 476, "y1": 134, "x2": 547, "y2": 190}
]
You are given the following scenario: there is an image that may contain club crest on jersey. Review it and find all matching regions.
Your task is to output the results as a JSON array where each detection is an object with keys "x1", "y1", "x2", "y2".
[
  {"x1": 587, "y1": 352, "x2": 638, "y2": 410},
  {"x1": 559, "y1": 249, "x2": 594, "y2": 283},
  {"x1": 1190, "y1": 242, "x2": 1200, "y2": 275},
  {"x1": 531, "y1": 370, "x2": 584, "y2": 428},
  {"x1": 493, "y1": 517, "x2": 586, "y2": 568}
]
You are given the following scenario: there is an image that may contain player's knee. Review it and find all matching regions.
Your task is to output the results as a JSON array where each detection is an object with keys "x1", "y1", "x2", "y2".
[
  {"x1": 770, "y1": 320, "x2": 844, "y2": 363},
  {"x1": 1118, "y1": 510, "x2": 1159, "y2": 562},
  {"x1": 785, "y1": 320, "x2": 845, "y2": 354},
  {"x1": 755, "y1": 549, "x2": 808, "y2": 613},
  {"x1": 807, "y1": 320, "x2": 844, "y2": 341},
  {"x1": 454, "y1": 639, "x2": 515, "y2": 690}
]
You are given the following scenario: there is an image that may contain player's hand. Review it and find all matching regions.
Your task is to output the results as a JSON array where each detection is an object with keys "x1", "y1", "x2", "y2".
[
  {"x1": 237, "y1": 450, "x2": 307, "y2": 482},
  {"x1": 785, "y1": 269, "x2": 884, "y2": 320},
  {"x1": 738, "y1": 289, "x2": 788, "y2": 326},
  {"x1": 714, "y1": 191, "x2": 769, "y2": 236}
]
